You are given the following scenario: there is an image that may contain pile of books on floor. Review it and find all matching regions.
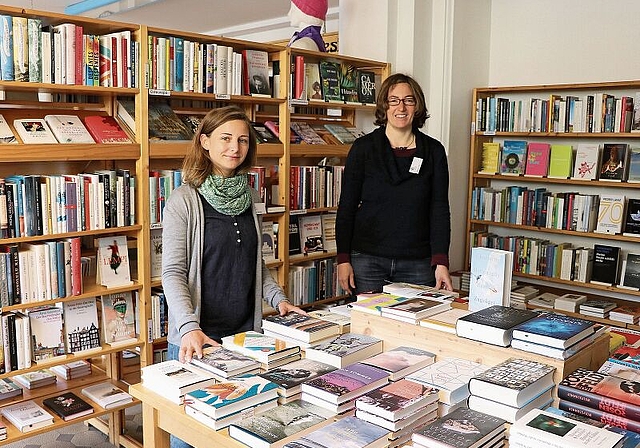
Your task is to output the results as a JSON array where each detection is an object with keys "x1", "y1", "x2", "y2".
[
  {"x1": 467, "y1": 358, "x2": 556, "y2": 423},
  {"x1": 221, "y1": 330, "x2": 301, "y2": 371},
  {"x1": 261, "y1": 313, "x2": 341, "y2": 349},
  {"x1": 50, "y1": 359, "x2": 92, "y2": 380}
]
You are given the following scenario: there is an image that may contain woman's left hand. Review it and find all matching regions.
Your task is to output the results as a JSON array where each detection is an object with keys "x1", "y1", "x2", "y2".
[
  {"x1": 278, "y1": 300, "x2": 308, "y2": 316},
  {"x1": 435, "y1": 265, "x2": 454, "y2": 291}
]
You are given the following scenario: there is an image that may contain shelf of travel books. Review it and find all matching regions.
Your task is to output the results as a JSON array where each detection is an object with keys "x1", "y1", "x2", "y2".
[{"x1": 350, "y1": 309, "x2": 609, "y2": 405}]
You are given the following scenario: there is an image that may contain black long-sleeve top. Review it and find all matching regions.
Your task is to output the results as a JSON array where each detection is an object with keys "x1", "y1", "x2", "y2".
[{"x1": 335, "y1": 126, "x2": 451, "y2": 266}]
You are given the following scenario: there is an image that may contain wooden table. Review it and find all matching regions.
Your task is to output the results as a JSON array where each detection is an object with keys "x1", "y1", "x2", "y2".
[{"x1": 129, "y1": 383, "x2": 244, "y2": 448}]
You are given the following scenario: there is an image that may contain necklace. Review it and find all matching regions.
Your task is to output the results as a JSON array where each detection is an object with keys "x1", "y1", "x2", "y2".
[{"x1": 392, "y1": 133, "x2": 415, "y2": 151}]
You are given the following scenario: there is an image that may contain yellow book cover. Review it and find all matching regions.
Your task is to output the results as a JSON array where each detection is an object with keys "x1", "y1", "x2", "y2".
[{"x1": 547, "y1": 144, "x2": 574, "y2": 178}]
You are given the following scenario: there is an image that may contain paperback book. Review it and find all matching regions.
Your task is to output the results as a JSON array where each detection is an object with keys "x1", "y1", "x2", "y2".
[
  {"x1": 258, "y1": 358, "x2": 336, "y2": 397},
  {"x1": 468, "y1": 246, "x2": 513, "y2": 311},
  {"x1": 12, "y1": 369, "x2": 57, "y2": 389},
  {"x1": 547, "y1": 144, "x2": 574, "y2": 179},
  {"x1": 0, "y1": 114, "x2": 17, "y2": 144},
  {"x1": 599, "y1": 143, "x2": 628, "y2": 181},
  {"x1": 42, "y1": 391, "x2": 94, "y2": 421},
  {"x1": 620, "y1": 253, "x2": 640, "y2": 290},
  {"x1": 590, "y1": 244, "x2": 621, "y2": 286},
  {"x1": 500, "y1": 140, "x2": 527, "y2": 175},
  {"x1": 380, "y1": 295, "x2": 451, "y2": 323},
  {"x1": 572, "y1": 143, "x2": 600, "y2": 180},
  {"x1": 304, "y1": 333, "x2": 383, "y2": 368},
  {"x1": 221, "y1": 331, "x2": 300, "y2": 364},
  {"x1": 44, "y1": 114, "x2": 96, "y2": 144},
  {"x1": 28, "y1": 307, "x2": 66, "y2": 362},
  {"x1": 456, "y1": 305, "x2": 539, "y2": 347},
  {"x1": 623, "y1": 198, "x2": 640, "y2": 236},
  {"x1": 524, "y1": 141, "x2": 551, "y2": 177},
  {"x1": 307, "y1": 310, "x2": 350, "y2": 333},
  {"x1": 141, "y1": 359, "x2": 218, "y2": 404},
  {"x1": 0, "y1": 377, "x2": 22, "y2": 400},
  {"x1": 96, "y1": 236, "x2": 133, "y2": 288},
  {"x1": 355, "y1": 378, "x2": 438, "y2": 422},
  {"x1": 261, "y1": 313, "x2": 340, "y2": 344},
  {"x1": 81, "y1": 382, "x2": 133, "y2": 409},
  {"x1": 62, "y1": 297, "x2": 101, "y2": 354},
  {"x1": 189, "y1": 346, "x2": 261, "y2": 380},
  {"x1": 419, "y1": 307, "x2": 472, "y2": 334},
  {"x1": 100, "y1": 291, "x2": 136, "y2": 345},
  {"x1": 511, "y1": 312, "x2": 595, "y2": 349},
  {"x1": 360, "y1": 346, "x2": 436, "y2": 381},
  {"x1": 13, "y1": 118, "x2": 58, "y2": 144},
  {"x1": 83, "y1": 115, "x2": 133, "y2": 143},
  {"x1": 282, "y1": 416, "x2": 389, "y2": 448},
  {"x1": 351, "y1": 292, "x2": 411, "y2": 316}
]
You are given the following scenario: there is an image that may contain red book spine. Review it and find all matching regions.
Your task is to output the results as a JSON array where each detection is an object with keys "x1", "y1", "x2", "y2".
[
  {"x1": 75, "y1": 25, "x2": 83, "y2": 85},
  {"x1": 121, "y1": 33, "x2": 129, "y2": 88},
  {"x1": 559, "y1": 399, "x2": 640, "y2": 433},
  {"x1": 558, "y1": 377, "x2": 640, "y2": 421},
  {"x1": 294, "y1": 55, "x2": 304, "y2": 99},
  {"x1": 111, "y1": 36, "x2": 118, "y2": 87},
  {"x1": 69, "y1": 236, "x2": 83, "y2": 295}
]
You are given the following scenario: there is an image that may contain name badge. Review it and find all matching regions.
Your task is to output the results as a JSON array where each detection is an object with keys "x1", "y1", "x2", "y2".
[{"x1": 409, "y1": 157, "x2": 423, "y2": 174}]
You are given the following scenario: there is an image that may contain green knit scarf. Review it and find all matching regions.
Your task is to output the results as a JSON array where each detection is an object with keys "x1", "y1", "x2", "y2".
[{"x1": 198, "y1": 173, "x2": 252, "y2": 216}]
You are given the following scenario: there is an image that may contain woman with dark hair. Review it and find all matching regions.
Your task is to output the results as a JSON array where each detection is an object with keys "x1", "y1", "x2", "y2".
[{"x1": 336, "y1": 73, "x2": 453, "y2": 295}]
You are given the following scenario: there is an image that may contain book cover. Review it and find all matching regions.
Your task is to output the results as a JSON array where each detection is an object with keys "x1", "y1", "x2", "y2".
[
  {"x1": 420, "y1": 307, "x2": 472, "y2": 334},
  {"x1": 357, "y1": 69, "x2": 376, "y2": 104},
  {"x1": 595, "y1": 194, "x2": 625, "y2": 234},
  {"x1": 283, "y1": 416, "x2": 389, "y2": 448},
  {"x1": 150, "y1": 227, "x2": 163, "y2": 279},
  {"x1": 260, "y1": 221, "x2": 276, "y2": 262},
  {"x1": 547, "y1": 144, "x2": 574, "y2": 178},
  {"x1": 361, "y1": 346, "x2": 435, "y2": 380},
  {"x1": 147, "y1": 101, "x2": 193, "y2": 141},
  {"x1": 478, "y1": 141, "x2": 500, "y2": 174},
  {"x1": 13, "y1": 369, "x2": 57, "y2": 389},
  {"x1": 0, "y1": 400, "x2": 54, "y2": 433},
  {"x1": 83, "y1": 115, "x2": 132, "y2": 143},
  {"x1": 621, "y1": 253, "x2": 640, "y2": 289},
  {"x1": 81, "y1": 382, "x2": 133, "y2": 409},
  {"x1": 305, "y1": 62, "x2": 323, "y2": 101},
  {"x1": 456, "y1": 305, "x2": 539, "y2": 347},
  {"x1": 301, "y1": 362, "x2": 389, "y2": 404},
  {"x1": 600, "y1": 143, "x2": 628, "y2": 181},
  {"x1": 261, "y1": 313, "x2": 340, "y2": 343},
  {"x1": 572, "y1": 143, "x2": 600, "y2": 180},
  {"x1": 558, "y1": 398, "x2": 640, "y2": 434},
  {"x1": 305, "y1": 333, "x2": 383, "y2": 366},
  {"x1": 62, "y1": 297, "x2": 101, "y2": 354},
  {"x1": 627, "y1": 147, "x2": 640, "y2": 182},
  {"x1": 13, "y1": 119, "x2": 58, "y2": 144},
  {"x1": 580, "y1": 299, "x2": 617, "y2": 314},
  {"x1": 318, "y1": 60, "x2": 341, "y2": 102},
  {"x1": 288, "y1": 214, "x2": 302, "y2": 255},
  {"x1": 298, "y1": 214, "x2": 324, "y2": 254},
  {"x1": 221, "y1": 331, "x2": 299, "y2": 364},
  {"x1": 258, "y1": 358, "x2": 336, "y2": 395},
  {"x1": 468, "y1": 246, "x2": 513, "y2": 311},
  {"x1": 307, "y1": 310, "x2": 349, "y2": 333},
  {"x1": 141, "y1": 360, "x2": 217, "y2": 403},
  {"x1": 512, "y1": 312, "x2": 595, "y2": 349},
  {"x1": 609, "y1": 345, "x2": 640, "y2": 370},
  {"x1": 189, "y1": 346, "x2": 260, "y2": 378},
  {"x1": 339, "y1": 63, "x2": 359, "y2": 103},
  {"x1": 0, "y1": 15, "x2": 14, "y2": 82},
  {"x1": 381, "y1": 296, "x2": 451, "y2": 320},
  {"x1": 243, "y1": 49, "x2": 271, "y2": 96},
  {"x1": 28, "y1": 307, "x2": 65, "y2": 361},
  {"x1": 42, "y1": 391, "x2": 94, "y2": 421},
  {"x1": 590, "y1": 244, "x2": 621, "y2": 286},
  {"x1": 320, "y1": 214, "x2": 337, "y2": 253},
  {"x1": 623, "y1": 198, "x2": 640, "y2": 236},
  {"x1": 356, "y1": 378, "x2": 438, "y2": 421},
  {"x1": 290, "y1": 122, "x2": 326, "y2": 145},
  {"x1": 609, "y1": 304, "x2": 640, "y2": 322},
  {"x1": 323, "y1": 123, "x2": 356, "y2": 144},
  {"x1": 0, "y1": 377, "x2": 22, "y2": 400},
  {"x1": 0, "y1": 114, "x2": 17, "y2": 144},
  {"x1": 100, "y1": 291, "x2": 136, "y2": 345},
  {"x1": 96, "y1": 235, "x2": 132, "y2": 287},
  {"x1": 412, "y1": 407, "x2": 506, "y2": 448},
  {"x1": 500, "y1": 140, "x2": 527, "y2": 175},
  {"x1": 44, "y1": 114, "x2": 96, "y2": 144},
  {"x1": 251, "y1": 122, "x2": 280, "y2": 144},
  {"x1": 351, "y1": 292, "x2": 411, "y2": 315},
  {"x1": 524, "y1": 142, "x2": 551, "y2": 176}
]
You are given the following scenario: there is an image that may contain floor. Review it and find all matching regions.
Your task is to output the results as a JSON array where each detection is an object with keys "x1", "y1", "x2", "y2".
[{"x1": 3, "y1": 405, "x2": 143, "y2": 448}]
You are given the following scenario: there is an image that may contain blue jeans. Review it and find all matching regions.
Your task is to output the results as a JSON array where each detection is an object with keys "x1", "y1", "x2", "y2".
[
  {"x1": 350, "y1": 251, "x2": 435, "y2": 294},
  {"x1": 167, "y1": 343, "x2": 193, "y2": 448}
]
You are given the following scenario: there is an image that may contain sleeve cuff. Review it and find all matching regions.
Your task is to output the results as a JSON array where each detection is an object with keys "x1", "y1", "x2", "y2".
[
  {"x1": 337, "y1": 253, "x2": 351, "y2": 264},
  {"x1": 431, "y1": 253, "x2": 449, "y2": 269}
]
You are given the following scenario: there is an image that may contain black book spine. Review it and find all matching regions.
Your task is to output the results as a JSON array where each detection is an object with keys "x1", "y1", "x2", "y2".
[
  {"x1": 5, "y1": 183, "x2": 15, "y2": 238},
  {"x1": 8, "y1": 245, "x2": 20, "y2": 305},
  {"x1": 7, "y1": 313, "x2": 17, "y2": 371}
]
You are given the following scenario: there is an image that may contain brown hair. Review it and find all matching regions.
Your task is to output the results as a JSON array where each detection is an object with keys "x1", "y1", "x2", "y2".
[
  {"x1": 374, "y1": 73, "x2": 430, "y2": 128},
  {"x1": 181, "y1": 105, "x2": 257, "y2": 187}
]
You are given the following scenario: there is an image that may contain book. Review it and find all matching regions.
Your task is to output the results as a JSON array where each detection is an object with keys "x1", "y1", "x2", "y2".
[
  {"x1": 100, "y1": 291, "x2": 136, "y2": 345},
  {"x1": 512, "y1": 312, "x2": 595, "y2": 349},
  {"x1": 305, "y1": 333, "x2": 383, "y2": 368},
  {"x1": 355, "y1": 378, "x2": 438, "y2": 422},
  {"x1": 512, "y1": 324, "x2": 608, "y2": 360},
  {"x1": 81, "y1": 381, "x2": 133, "y2": 409},
  {"x1": 406, "y1": 357, "x2": 490, "y2": 405},
  {"x1": 469, "y1": 358, "x2": 555, "y2": 407},
  {"x1": 0, "y1": 114, "x2": 17, "y2": 144},
  {"x1": 305, "y1": 62, "x2": 323, "y2": 101},
  {"x1": 42, "y1": 391, "x2": 94, "y2": 421},
  {"x1": 572, "y1": 143, "x2": 600, "y2": 180},
  {"x1": 557, "y1": 398, "x2": 640, "y2": 434},
  {"x1": 147, "y1": 101, "x2": 193, "y2": 141},
  {"x1": 323, "y1": 123, "x2": 356, "y2": 144},
  {"x1": 283, "y1": 415, "x2": 389, "y2": 448},
  {"x1": 380, "y1": 296, "x2": 452, "y2": 323},
  {"x1": 13, "y1": 369, "x2": 57, "y2": 390},
  {"x1": 62, "y1": 297, "x2": 101, "y2": 354},
  {"x1": 468, "y1": 246, "x2": 513, "y2": 311},
  {"x1": 360, "y1": 346, "x2": 436, "y2": 381},
  {"x1": 609, "y1": 303, "x2": 640, "y2": 323},
  {"x1": 0, "y1": 377, "x2": 22, "y2": 400},
  {"x1": 547, "y1": 144, "x2": 574, "y2": 179},
  {"x1": 291, "y1": 121, "x2": 326, "y2": 145},
  {"x1": 468, "y1": 388, "x2": 553, "y2": 424},
  {"x1": 83, "y1": 115, "x2": 133, "y2": 143},
  {"x1": 28, "y1": 307, "x2": 66, "y2": 362},
  {"x1": 0, "y1": 400, "x2": 54, "y2": 433},
  {"x1": 50, "y1": 360, "x2": 92, "y2": 380},
  {"x1": 318, "y1": 60, "x2": 341, "y2": 102},
  {"x1": 301, "y1": 362, "x2": 389, "y2": 405},
  {"x1": 590, "y1": 244, "x2": 621, "y2": 286},
  {"x1": 150, "y1": 227, "x2": 163, "y2": 279},
  {"x1": 221, "y1": 331, "x2": 300, "y2": 364},
  {"x1": 261, "y1": 313, "x2": 340, "y2": 344},
  {"x1": 243, "y1": 49, "x2": 271, "y2": 96},
  {"x1": 44, "y1": 114, "x2": 96, "y2": 144},
  {"x1": 420, "y1": 307, "x2": 472, "y2": 334},
  {"x1": 351, "y1": 292, "x2": 411, "y2": 316},
  {"x1": 509, "y1": 408, "x2": 623, "y2": 448},
  {"x1": 116, "y1": 99, "x2": 135, "y2": 132},
  {"x1": 456, "y1": 305, "x2": 539, "y2": 347},
  {"x1": 258, "y1": 358, "x2": 337, "y2": 397},
  {"x1": 96, "y1": 235, "x2": 132, "y2": 287},
  {"x1": 189, "y1": 346, "x2": 261, "y2": 380},
  {"x1": 623, "y1": 198, "x2": 640, "y2": 236},
  {"x1": 141, "y1": 359, "x2": 217, "y2": 404},
  {"x1": 307, "y1": 310, "x2": 350, "y2": 333},
  {"x1": 524, "y1": 142, "x2": 551, "y2": 177},
  {"x1": 478, "y1": 142, "x2": 500, "y2": 174},
  {"x1": 13, "y1": 118, "x2": 58, "y2": 144},
  {"x1": 298, "y1": 214, "x2": 324, "y2": 254},
  {"x1": 595, "y1": 194, "x2": 625, "y2": 234},
  {"x1": 261, "y1": 221, "x2": 276, "y2": 262},
  {"x1": 620, "y1": 254, "x2": 640, "y2": 289},
  {"x1": 339, "y1": 63, "x2": 359, "y2": 103},
  {"x1": 228, "y1": 399, "x2": 335, "y2": 448},
  {"x1": 356, "y1": 69, "x2": 376, "y2": 104},
  {"x1": 356, "y1": 400, "x2": 438, "y2": 433},
  {"x1": 185, "y1": 374, "x2": 279, "y2": 420},
  {"x1": 251, "y1": 122, "x2": 280, "y2": 144},
  {"x1": 500, "y1": 140, "x2": 527, "y2": 175},
  {"x1": 288, "y1": 215, "x2": 302, "y2": 256},
  {"x1": 627, "y1": 147, "x2": 640, "y2": 182},
  {"x1": 411, "y1": 407, "x2": 506, "y2": 448},
  {"x1": 599, "y1": 143, "x2": 628, "y2": 181},
  {"x1": 554, "y1": 293, "x2": 588, "y2": 313}
]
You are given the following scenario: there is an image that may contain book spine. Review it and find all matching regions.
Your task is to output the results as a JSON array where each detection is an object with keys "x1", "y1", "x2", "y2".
[
  {"x1": 557, "y1": 382, "x2": 640, "y2": 421},
  {"x1": 558, "y1": 399, "x2": 640, "y2": 433},
  {"x1": 68, "y1": 237, "x2": 82, "y2": 296}
]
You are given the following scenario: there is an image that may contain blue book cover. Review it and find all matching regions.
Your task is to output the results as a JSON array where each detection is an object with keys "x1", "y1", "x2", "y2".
[
  {"x1": 500, "y1": 140, "x2": 527, "y2": 175},
  {"x1": 174, "y1": 37, "x2": 184, "y2": 92},
  {"x1": 0, "y1": 15, "x2": 14, "y2": 81},
  {"x1": 284, "y1": 416, "x2": 388, "y2": 448},
  {"x1": 513, "y1": 312, "x2": 595, "y2": 348}
]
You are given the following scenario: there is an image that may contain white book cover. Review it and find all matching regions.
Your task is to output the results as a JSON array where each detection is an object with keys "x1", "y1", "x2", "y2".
[
  {"x1": 298, "y1": 214, "x2": 324, "y2": 254},
  {"x1": 261, "y1": 221, "x2": 276, "y2": 262},
  {"x1": 62, "y1": 297, "x2": 101, "y2": 354},
  {"x1": 572, "y1": 143, "x2": 600, "y2": 180},
  {"x1": 595, "y1": 194, "x2": 625, "y2": 234},
  {"x1": 28, "y1": 306, "x2": 66, "y2": 361},
  {"x1": 0, "y1": 400, "x2": 54, "y2": 433},
  {"x1": 141, "y1": 359, "x2": 217, "y2": 403},
  {"x1": 81, "y1": 382, "x2": 133, "y2": 409},
  {"x1": 96, "y1": 235, "x2": 132, "y2": 287},
  {"x1": 0, "y1": 114, "x2": 17, "y2": 144},
  {"x1": 13, "y1": 119, "x2": 58, "y2": 144},
  {"x1": 321, "y1": 213, "x2": 337, "y2": 252},
  {"x1": 468, "y1": 246, "x2": 513, "y2": 311},
  {"x1": 44, "y1": 114, "x2": 95, "y2": 144}
]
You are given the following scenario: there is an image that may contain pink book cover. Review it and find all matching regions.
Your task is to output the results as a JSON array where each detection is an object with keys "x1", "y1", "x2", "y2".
[{"x1": 525, "y1": 142, "x2": 551, "y2": 176}]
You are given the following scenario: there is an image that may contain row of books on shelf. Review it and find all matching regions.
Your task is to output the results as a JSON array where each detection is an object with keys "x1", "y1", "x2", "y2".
[
  {"x1": 0, "y1": 15, "x2": 137, "y2": 88},
  {"x1": 149, "y1": 288, "x2": 168, "y2": 340},
  {"x1": 289, "y1": 213, "x2": 336, "y2": 256},
  {"x1": 264, "y1": 119, "x2": 364, "y2": 145},
  {"x1": 0, "y1": 291, "x2": 136, "y2": 373},
  {"x1": 481, "y1": 140, "x2": 640, "y2": 182},
  {"x1": 476, "y1": 91, "x2": 640, "y2": 134},
  {"x1": 288, "y1": 165, "x2": 344, "y2": 211},
  {"x1": 287, "y1": 257, "x2": 346, "y2": 307},
  {"x1": 0, "y1": 170, "x2": 136, "y2": 239}
]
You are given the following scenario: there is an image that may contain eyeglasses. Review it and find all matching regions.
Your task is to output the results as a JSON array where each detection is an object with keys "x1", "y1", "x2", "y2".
[{"x1": 387, "y1": 96, "x2": 416, "y2": 106}]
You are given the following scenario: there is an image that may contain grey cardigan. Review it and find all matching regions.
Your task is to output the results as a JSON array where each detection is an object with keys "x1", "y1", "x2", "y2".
[{"x1": 161, "y1": 185, "x2": 288, "y2": 346}]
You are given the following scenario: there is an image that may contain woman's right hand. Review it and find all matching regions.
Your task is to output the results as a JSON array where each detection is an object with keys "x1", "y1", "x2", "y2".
[
  {"x1": 338, "y1": 262, "x2": 356, "y2": 295},
  {"x1": 179, "y1": 330, "x2": 220, "y2": 363}
]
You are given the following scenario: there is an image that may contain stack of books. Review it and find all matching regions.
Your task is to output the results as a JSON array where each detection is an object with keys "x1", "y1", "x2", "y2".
[
  {"x1": 599, "y1": 344, "x2": 640, "y2": 381},
  {"x1": 221, "y1": 331, "x2": 301, "y2": 371},
  {"x1": 307, "y1": 309, "x2": 351, "y2": 334},
  {"x1": 579, "y1": 299, "x2": 617, "y2": 318},
  {"x1": 405, "y1": 357, "x2": 489, "y2": 416},
  {"x1": 467, "y1": 358, "x2": 556, "y2": 423},
  {"x1": 141, "y1": 359, "x2": 217, "y2": 404},
  {"x1": 350, "y1": 292, "x2": 411, "y2": 316},
  {"x1": 258, "y1": 358, "x2": 336, "y2": 404},
  {"x1": 300, "y1": 362, "x2": 389, "y2": 413},
  {"x1": 411, "y1": 407, "x2": 507, "y2": 448},
  {"x1": 510, "y1": 285, "x2": 540, "y2": 309},
  {"x1": 282, "y1": 415, "x2": 389, "y2": 448},
  {"x1": 50, "y1": 360, "x2": 92, "y2": 380},
  {"x1": 304, "y1": 333, "x2": 383, "y2": 368},
  {"x1": 380, "y1": 294, "x2": 452, "y2": 324},
  {"x1": 382, "y1": 281, "x2": 460, "y2": 299},
  {"x1": 557, "y1": 367, "x2": 640, "y2": 433},
  {"x1": 0, "y1": 378, "x2": 23, "y2": 401},
  {"x1": 510, "y1": 312, "x2": 598, "y2": 359},
  {"x1": 554, "y1": 293, "x2": 588, "y2": 312},
  {"x1": 261, "y1": 313, "x2": 341, "y2": 349},
  {"x1": 609, "y1": 305, "x2": 640, "y2": 325},
  {"x1": 355, "y1": 379, "x2": 438, "y2": 447},
  {"x1": 12, "y1": 369, "x2": 57, "y2": 390},
  {"x1": 455, "y1": 305, "x2": 539, "y2": 347},
  {"x1": 189, "y1": 346, "x2": 261, "y2": 381},
  {"x1": 360, "y1": 346, "x2": 436, "y2": 381},
  {"x1": 510, "y1": 408, "x2": 624, "y2": 448},
  {"x1": 184, "y1": 374, "x2": 279, "y2": 430},
  {"x1": 419, "y1": 307, "x2": 471, "y2": 334}
]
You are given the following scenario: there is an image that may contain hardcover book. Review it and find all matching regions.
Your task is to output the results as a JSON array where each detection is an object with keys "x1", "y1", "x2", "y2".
[
  {"x1": 380, "y1": 296, "x2": 452, "y2": 322},
  {"x1": 13, "y1": 119, "x2": 58, "y2": 144},
  {"x1": 258, "y1": 358, "x2": 336, "y2": 397},
  {"x1": 96, "y1": 235, "x2": 133, "y2": 288},
  {"x1": 28, "y1": 306, "x2": 66, "y2": 361},
  {"x1": 468, "y1": 246, "x2": 513, "y2": 311},
  {"x1": 557, "y1": 398, "x2": 640, "y2": 434},
  {"x1": 305, "y1": 62, "x2": 323, "y2": 101},
  {"x1": 141, "y1": 359, "x2": 217, "y2": 404},
  {"x1": 360, "y1": 346, "x2": 436, "y2": 381},
  {"x1": 305, "y1": 333, "x2": 383, "y2": 368},
  {"x1": 300, "y1": 362, "x2": 389, "y2": 405},
  {"x1": 221, "y1": 331, "x2": 300, "y2": 364},
  {"x1": 357, "y1": 69, "x2": 376, "y2": 104},
  {"x1": 242, "y1": 49, "x2": 271, "y2": 97},
  {"x1": 627, "y1": 147, "x2": 640, "y2": 182},
  {"x1": 189, "y1": 346, "x2": 261, "y2": 379},
  {"x1": 524, "y1": 142, "x2": 551, "y2": 176},
  {"x1": 323, "y1": 123, "x2": 356, "y2": 144},
  {"x1": 288, "y1": 214, "x2": 302, "y2": 255},
  {"x1": 0, "y1": 400, "x2": 54, "y2": 433},
  {"x1": 283, "y1": 416, "x2": 389, "y2": 448},
  {"x1": 44, "y1": 114, "x2": 96, "y2": 144},
  {"x1": 468, "y1": 388, "x2": 553, "y2": 424},
  {"x1": 595, "y1": 194, "x2": 625, "y2": 234},
  {"x1": 511, "y1": 312, "x2": 596, "y2": 349},
  {"x1": 12, "y1": 369, "x2": 57, "y2": 389},
  {"x1": 318, "y1": 60, "x2": 341, "y2": 102},
  {"x1": 251, "y1": 122, "x2": 280, "y2": 144},
  {"x1": 572, "y1": 143, "x2": 600, "y2": 180},
  {"x1": 355, "y1": 378, "x2": 438, "y2": 421},
  {"x1": 469, "y1": 358, "x2": 555, "y2": 407},
  {"x1": 298, "y1": 214, "x2": 324, "y2": 254},
  {"x1": 456, "y1": 305, "x2": 539, "y2": 347},
  {"x1": 547, "y1": 144, "x2": 574, "y2": 179},
  {"x1": 590, "y1": 244, "x2": 621, "y2": 286},
  {"x1": 42, "y1": 391, "x2": 94, "y2": 421},
  {"x1": 339, "y1": 63, "x2": 359, "y2": 103},
  {"x1": 0, "y1": 114, "x2": 17, "y2": 144},
  {"x1": 580, "y1": 299, "x2": 617, "y2": 316},
  {"x1": 609, "y1": 303, "x2": 640, "y2": 323},
  {"x1": 599, "y1": 143, "x2": 628, "y2": 181},
  {"x1": 83, "y1": 115, "x2": 133, "y2": 143},
  {"x1": 307, "y1": 310, "x2": 350, "y2": 333},
  {"x1": 81, "y1": 382, "x2": 133, "y2": 409},
  {"x1": 620, "y1": 254, "x2": 640, "y2": 289},
  {"x1": 147, "y1": 101, "x2": 193, "y2": 141},
  {"x1": 623, "y1": 198, "x2": 640, "y2": 236},
  {"x1": 261, "y1": 313, "x2": 340, "y2": 344},
  {"x1": 411, "y1": 407, "x2": 506, "y2": 448},
  {"x1": 500, "y1": 140, "x2": 527, "y2": 175},
  {"x1": 62, "y1": 297, "x2": 101, "y2": 354},
  {"x1": 100, "y1": 291, "x2": 136, "y2": 345}
]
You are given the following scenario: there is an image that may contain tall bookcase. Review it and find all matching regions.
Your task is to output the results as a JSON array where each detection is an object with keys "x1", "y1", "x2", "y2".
[
  {"x1": 466, "y1": 81, "x2": 640, "y2": 317},
  {"x1": 0, "y1": 6, "x2": 145, "y2": 447}
]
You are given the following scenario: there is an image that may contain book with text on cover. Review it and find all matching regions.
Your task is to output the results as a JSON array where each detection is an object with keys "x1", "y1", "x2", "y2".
[
  {"x1": 360, "y1": 346, "x2": 435, "y2": 381},
  {"x1": 188, "y1": 346, "x2": 260, "y2": 380},
  {"x1": 261, "y1": 312, "x2": 340, "y2": 344},
  {"x1": 100, "y1": 291, "x2": 136, "y2": 345},
  {"x1": 62, "y1": 297, "x2": 101, "y2": 354},
  {"x1": 456, "y1": 305, "x2": 539, "y2": 347},
  {"x1": 81, "y1": 382, "x2": 133, "y2": 409},
  {"x1": 623, "y1": 198, "x2": 640, "y2": 236},
  {"x1": 595, "y1": 194, "x2": 625, "y2": 234},
  {"x1": 478, "y1": 141, "x2": 500, "y2": 174},
  {"x1": 572, "y1": 143, "x2": 600, "y2": 180},
  {"x1": 318, "y1": 60, "x2": 341, "y2": 102},
  {"x1": 258, "y1": 358, "x2": 336, "y2": 397},
  {"x1": 141, "y1": 359, "x2": 217, "y2": 404},
  {"x1": 147, "y1": 101, "x2": 194, "y2": 141},
  {"x1": 357, "y1": 69, "x2": 376, "y2": 104},
  {"x1": 600, "y1": 143, "x2": 629, "y2": 181},
  {"x1": 547, "y1": 144, "x2": 574, "y2": 179},
  {"x1": 0, "y1": 114, "x2": 17, "y2": 144},
  {"x1": 355, "y1": 378, "x2": 438, "y2": 422},
  {"x1": 96, "y1": 235, "x2": 132, "y2": 288},
  {"x1": 512, "y1": 312, "x2": 595, "y2": 349},
  {"x1": 380, "y1": 295, "x2": 452, "y2": 323},
  {"x1": 221, "y1": 330, "x2": 300, "y2": 364},
  {"x1": 307, "y1": 309, "x2": 349, "y2": 333},
  {"x1": 500, "y1": 140, "x2": 527, "y2": 175},
  {"x1": 42, "y1": 391, "x2": 94, "y2": 421},
  {"x1": 468, "y1": 246, "x2": 513, "y2": 311},
  {"x1": 351, "y1": 292, "x2": 411, "y2": 316},
  {"x1": 0, "y1": 400, "x2": 54, "y2": 433},
  {"x1": 242, "y1": 49, "x2": 271, "y2": 97},
  {"x1": 557, "y1": 398, "x2": 640, "y2": 434},
  {"x1": 283, "y1": 415, "x2": 389, "y2": 448},
  {"x1": 468, "y1": 388, "x2": 553, "y2": 424},
  {"x1": 627, "y1": 146, "x2": 640, "y2": 182},
  {"x1": 250, "y1": 122, "x2": 280, "y2": 144},
  {"x1": 83, "y1": 115, "x2": 133, "y2": 143},
  {"x1": 419, "y1": 307, "x2": 472, "y2": 334},
  {"x1": 13, "y1": 118, "x2": 58, "y2": 144},
  {"x1": 28, "y1": 306, "x2": 66, "y2": 362},
  {"x1": 524, "y1": 141, "x2": 551, "y2": 177},
  {"x1": 620, "y1": 253, "x2": 640, "y2": 290},
  {"x1": 44, "y1": 114, "x2": 96, "y2": 144},
  {"x1": 590, "y1": 244, "x2": 621, "y2": 286},
  {"x1": 305, "y1": 333, "x2": 383, "y2": 368},
  {"x1": 298, "y1": 214, "x2": 324, "y2": 254}
]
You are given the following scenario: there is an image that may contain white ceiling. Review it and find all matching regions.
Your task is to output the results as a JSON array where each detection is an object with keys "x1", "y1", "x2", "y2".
[{"x1": 4, "y1": 0, "x2": 339, "y2": 35}]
